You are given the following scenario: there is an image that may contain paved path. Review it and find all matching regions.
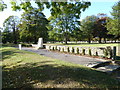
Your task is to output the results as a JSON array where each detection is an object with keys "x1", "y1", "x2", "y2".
[{"x1": 21, "y1": 47, "x2": 108, "y2": 66}]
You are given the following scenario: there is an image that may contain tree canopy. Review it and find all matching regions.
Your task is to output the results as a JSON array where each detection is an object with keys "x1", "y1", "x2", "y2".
[
  {"x1": 106, "y1": 1, "x2": 120, "y2": 39},
  {"x1": 80, "y1": 15, "x2": 98, "y2": 43},
  {"x1": 18, "y1": 8, "x2": 49, "y2": 43},
  {"x1": 47, "y1": 2, "x2": 91, "y2": 44},
  {"x1": 3, "y1": 16, "x2": 20, "y2": 44},
  {"x1": 0, "y1": 0, "x2": 7, "y2": 11}
]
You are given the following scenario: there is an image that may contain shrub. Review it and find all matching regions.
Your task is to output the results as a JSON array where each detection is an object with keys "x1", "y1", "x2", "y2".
[
  {"x1": 58, "y1": 47, "x2": 61, "y2": 51},
  {"x1": 106, "y1": 46, "x2": 113, "y2": 59},
  {"x1": 76, "y1": 48, "x2": 79, "y2": 54},
  {"x1": 103, "y1": 46, "x2": 113, "y2": 58},
  {"x1": 52, "y1": 47, "x2": 55, "y2": 51},
  {"x1": 55, "y1": 46, "x2": 57, "y2": 50},
  {"x1": 88, "y1": 48, "x2": 92, "y2": 56},
  {"x1": 96, "y1": 51, "x2": 98, "y2": 56},
  {"x1": 103, "y1": 48, "x2": 108, "y2": 58},
  {"x1": 67, "y1": 47, "x2": 70, "y2": 53},
  {"x1": 82, "y1": 48, "x2": 85, "y2": 55},
  {"x1": 49, "y1": 46, "x2": 51, "y2": 50},
  {"x1": 62, "y1": 47, "x2": 64, "y2": 52},
  {"x1": 71, "y1": 47, "x2": 74, "y2": 53}
]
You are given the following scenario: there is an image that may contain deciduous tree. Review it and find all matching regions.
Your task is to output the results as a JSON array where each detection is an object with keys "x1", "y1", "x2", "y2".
[
  {"x1": 80, "y1": 15, "x2": 97, "y2": 43},
  {"x1": 3, "y1": 16, "x2": 20, "y2": 44},
  {"x1": 18, "y1": 8, "x2": 49, "y2": 43},
  {"x1": 106, "y1": 1, "x2": 120, "y2": 39}
]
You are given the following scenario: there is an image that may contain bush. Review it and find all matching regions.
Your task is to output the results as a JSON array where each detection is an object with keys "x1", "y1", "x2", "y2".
[
  {"x1": 103, "y1": 46, "x2": 113, "y2": 59},
  {"x1": 67, "y1": 47, "x2": 70, "y2": 53},
  {"x1": 55, "y1": 46, "x2": 57, "y2": 50},
  {"x1": 103, "y1": 48, "x2": 108, "y2": 58},
  {"x1": 107, "y1": 46, "x2": 113, "y2": 59},
  {"x1": 58, "y1": 47, "x2": 61, "y2": 51},
  {"x1": 82, "y1": 48, "x2": 85, "y2": 55},
  {"x1": 49, "y1": 46, "x2": 51, "y2": 50},
  {"x1": 88, "y1": 48, "x2": 92, "y2": 56},
  {"x1": 76, "y1": 48, "x2": 79, "y2": 54},
  {"x1": 71, "y1": 47, "x2": 74, "y2": 53},
  {"x1": 62, "y1": 47, "x2": 64, "y2": 52},
  {"x1": 96, "y1": 51, "x2": 98, "y2": 56},
  {"x1": 52, "y1": 47, "x2": 55, "y2": 51}
]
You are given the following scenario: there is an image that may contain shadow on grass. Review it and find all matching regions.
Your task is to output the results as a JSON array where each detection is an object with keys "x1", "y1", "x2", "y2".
[
  {"x1": 2, "y1": 61, "x2": 120, "y2": 88},
  {"x1": 116, "y1": 56, "x2": 120, "y2": 60},
  {"x1": 2, "y1": 47, "x2": 23, "y2": 61}
]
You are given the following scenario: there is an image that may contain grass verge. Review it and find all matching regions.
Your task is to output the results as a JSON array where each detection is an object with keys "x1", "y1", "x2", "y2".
[{"x1": 2, "y1": 47, "x2": 120, "y2": 88}]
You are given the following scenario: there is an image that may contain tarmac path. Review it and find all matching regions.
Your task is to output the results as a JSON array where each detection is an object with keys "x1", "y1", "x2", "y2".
[{"x1": 21, "y1": 47, "x2": 107, "y2": 66}]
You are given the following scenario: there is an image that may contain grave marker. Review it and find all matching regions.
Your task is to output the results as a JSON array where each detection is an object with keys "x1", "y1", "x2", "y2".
[
  {"x1": 36, "y1": 38, "x2": 43, "y2": 49},
  {"x1": 19, "y1": 44, "x2": 22, "y2": 50}
]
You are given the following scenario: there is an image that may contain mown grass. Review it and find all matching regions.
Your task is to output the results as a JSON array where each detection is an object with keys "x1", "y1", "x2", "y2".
[
  {"x1": 45, "y1": 43, "x2": 119, "y2": 47},
  {"x1": 2, "y1": 47, "x2": 120, "y2": 88}
]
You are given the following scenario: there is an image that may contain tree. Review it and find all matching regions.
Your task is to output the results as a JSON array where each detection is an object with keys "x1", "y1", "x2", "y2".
[
  {"x1": 18, "y1": 8, "x2": 49, "y2": 43},
  {"x1": 70, "y1": 28, "x2": 83, "y2": 43},
  {"x1": 0, "y1": 0, "x2": 7, "y2": 11},
  {"x1": 93, "y1": 13, "x2": 108, "y2": 43},
  {"x1": 106, "y1": 1, "x2": 120, "y2": 39},
  {"x1": 48, "y1": 2, "x2": 91, "y2": 44},
  {"x1": 80, "y1": 15, "x2": 98, "y2": 43},
  {"x1": 3, "y1": 16, "x2": 20, "y2": 44},
  {"x1": 10, "y1": 1, "x2": 91, "y2": 44}
]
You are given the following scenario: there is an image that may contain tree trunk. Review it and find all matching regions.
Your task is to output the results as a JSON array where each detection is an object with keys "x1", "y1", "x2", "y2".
[
  {"x1": 99, "y1": 37, "x2": 102, "y2": 43},
  {"x1": 88, "y1": 38, "x2": 91, "y2": 44},
  {"x1": 104, "y1": 38, "x2": 106, "y2": 43},
  {"x1": 13, "y1": 26, "x2": 17, "y2": 44},
  {"x1": 65, "y1": 37, "x2": 67, "y2": 44}
]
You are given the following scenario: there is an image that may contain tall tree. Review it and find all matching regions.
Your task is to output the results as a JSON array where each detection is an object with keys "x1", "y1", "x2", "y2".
[
  {"x1": 106, "y1": 1, "x2": 120, "y2": 39},
  {"x1": 10, "y1": 1, "x2": 91, "y2": 44},
  {"x1": 18, "y1": 8, "x2": 49, "y2": 43},
  {"x1": 48, "y1": 2, "x2": 91, "y2": 44},
  {"x1": 3, "y1": 16, "x2": 20, "y2": 44},
  {"x1": 93, "y1": 13, "x2": 108, "y2": 43},
  {"x1": 80, "y1": 15, "x2": 98, "y2": 43}
]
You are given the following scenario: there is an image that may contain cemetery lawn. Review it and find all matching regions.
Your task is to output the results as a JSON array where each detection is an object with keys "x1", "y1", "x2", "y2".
[
  {"x1": 2, "y1": 47, "x2": 120, "y2": 88},
  {"x1": 46, "y1": 43, "x2": 119, "y2": 47}
]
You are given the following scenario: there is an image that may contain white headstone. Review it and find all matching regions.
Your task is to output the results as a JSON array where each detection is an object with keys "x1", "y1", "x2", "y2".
[
  {"x1": 117, "y1": 44, "x2": 120, "y2": 56},
  {"x1": 19, "y1": 44, "x2": 22, "y2": 50},
  {"x1": 37, "y1": 38, "x2": 43, "y2": 49}
]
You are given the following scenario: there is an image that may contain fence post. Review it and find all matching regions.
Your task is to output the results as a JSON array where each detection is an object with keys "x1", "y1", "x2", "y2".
[{"x1": 113, "y1": 46, "x2": 116, "y2": 60}]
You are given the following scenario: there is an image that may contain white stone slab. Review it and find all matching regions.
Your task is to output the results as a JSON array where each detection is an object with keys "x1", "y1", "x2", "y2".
[
  {"x1": 37, "y1": 38, "x2": 43, "y2": 48},
  {"x1": 19, "y1": 44, "x2": 22, "y2": 50}
]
